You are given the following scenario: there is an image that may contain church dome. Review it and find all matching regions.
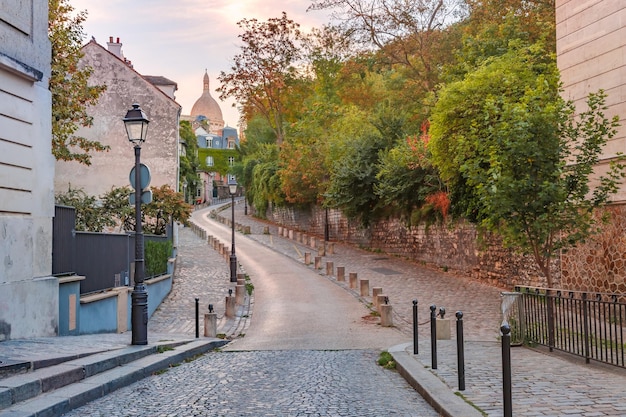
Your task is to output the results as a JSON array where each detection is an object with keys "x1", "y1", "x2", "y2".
[{"x1": 190, "y1": 71, "x2": 224, "y2": 132}]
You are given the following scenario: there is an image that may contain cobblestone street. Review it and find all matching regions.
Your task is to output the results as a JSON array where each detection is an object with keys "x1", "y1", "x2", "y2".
[{"x1": 62, "y1": 350, "x2": 439, "y2": 417}]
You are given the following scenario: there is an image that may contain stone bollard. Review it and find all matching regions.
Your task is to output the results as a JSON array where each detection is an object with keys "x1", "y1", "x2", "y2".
[
  {"x1": 380, "y1": 303, "x2": 393, "y2": 327},
  {"x1": 302, "y1": 234, "x2": 308, "y2": 245},
  {"x1": 244, "y1": 225, "x2": 251, "y2": 234},
  {"x1": 337, "y1": 266, "x2": 345, "y2": 282},
  {"x1": 349, "y1": 272, "x2": 358, "y2": 289},
  {"x1": 237, "y1": 278, "x2": 245, "y2": 286},
  {"x1": 237, "y1": 273, "x2": 246, "y2": 281},
  {"x1": 235, "y1": 284, "x2": 245, "y2": 305},
  {"x1": 318, "y1": 245, "x2": 326, "y2": 257},
  {"x1": 326, "y1": 261, "x2": 334, "y2": 276},
  {"x1": 304, "y1": 252, "x2": 312, "y2": 265},
  {"x1": 296, "y1": 232, "x2": 302, "y2": 243},
  {"x1": 314, "y1": 256, "x2": 322, "y2": 269},
  {"x1": 289, "y1": 230, "x2": 294, "y2": 240},
  {"x1": 278, "y1": 226, "x2": 283, "y2": 236},
  {"x1": 204, "y1": 312, "x2": 217, "y2": 337},
  {"x1": 372, "y1": 287, "x2": 383, "y2": 303},
  {"x1": 284, "y1": 228, "x2": 290, "y2": 238},
  {"x1": 360, "y1": 279, "x2": 370, "y2": 297},
  {"x1": 263, "y1": 226, "x2": 270, "y2": 234},
  {"x1": 310, "y1": 236, "x2": 316, "y2": 249},
  {"x1": 376, "y1": 294, "x2": 388, "y2": 312},
  {"x1": 436, "y1": 318, "x2": 451, "y2": 340},
  {"x1": 225, "y1": 295, "x2": 235, "y2": 318},
  {"x1": 327, "y1": 242, "x2": 334, "y2": 255}
]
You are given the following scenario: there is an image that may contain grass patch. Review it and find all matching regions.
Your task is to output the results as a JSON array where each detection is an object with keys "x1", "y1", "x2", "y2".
[
  {"x1": 377, "y1": 351, "x2": 396, "y2": 369},
  {"x1": 454, "y1": 392, "x2": 487, "y2": 416},
  {"x1": 156, "y1": 345, "x2": 174, "y2": 353},
  {"x1": 216, "y1": 333, "x2": 227, "y2": 339}
]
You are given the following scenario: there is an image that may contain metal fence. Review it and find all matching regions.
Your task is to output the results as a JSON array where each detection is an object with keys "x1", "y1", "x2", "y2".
[
  {"x1": 53, "y1": 205, "x2": 172, "y2": 295},
  {"x1": 516, "y1": 286, "x2": 626, "y2": 369}
]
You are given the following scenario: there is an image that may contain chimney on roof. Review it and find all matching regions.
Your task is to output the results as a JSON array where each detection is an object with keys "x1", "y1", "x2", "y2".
[{"x1": 107, "y1": 36, "x2": 124, "y2": 59}]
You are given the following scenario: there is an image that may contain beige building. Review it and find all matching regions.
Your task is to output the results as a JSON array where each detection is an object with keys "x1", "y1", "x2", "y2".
[
  {"x1": 0, "y1": 2, "x2": 56, "y2": 339},
  {"x1": 556, "y1": 0, "x2": 626, "y2": 201},
  {"x1": 556, "y1": 1, "x2": 626, "y2": 292},
  {"x1": 54, "y1": 37, "x2": 182, "y2": 198}
]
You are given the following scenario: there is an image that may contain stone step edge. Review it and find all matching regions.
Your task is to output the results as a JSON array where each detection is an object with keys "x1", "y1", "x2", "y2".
[
  {"x1": 0, "y1": 339, "x2": 228, "y2": 417},
  {"x1": 0, "y1": 339, "x2": 197, "y2": 412}
]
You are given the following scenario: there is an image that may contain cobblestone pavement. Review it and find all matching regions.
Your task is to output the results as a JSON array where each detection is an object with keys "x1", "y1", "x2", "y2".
[
  {"x1": 62, "y1": 349, "x2": 439, "y2": 417},
  {"x1": 148, "y1": 226, "x2": 233, "y2": 337},
  {"x1": 206, "y1": 203, "x2": 626, "y2": 417}
]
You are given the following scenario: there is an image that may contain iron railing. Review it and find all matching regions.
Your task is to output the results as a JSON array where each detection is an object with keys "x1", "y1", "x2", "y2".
[{"x1": 516, "y1": 286, "x2": 626, "y2": 369}]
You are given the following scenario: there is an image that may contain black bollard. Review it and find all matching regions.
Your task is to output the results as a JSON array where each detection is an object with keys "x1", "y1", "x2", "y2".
[
  {"x1": 430, "y1": 304, "x2": 437, "y2": 369},
  {"x1": 456, "y1": 311, "x2": 465, "y2": 391},
  {"x1": 501, "y1": 324, "x2": 512, "y2": 417},
  {"x1": 413, "y1": 299, "x2": 419, "y2": 355},
  {"x1": 195, "y1": 298, "x2": 199, "y2": 338}
]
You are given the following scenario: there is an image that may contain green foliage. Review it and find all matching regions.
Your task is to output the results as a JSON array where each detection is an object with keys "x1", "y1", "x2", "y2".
[
  {"x1": 48, "y1": 0, "x2": 107, "y2": 165},
  {"x1": 55, "y1": 186, "x2": 114, "y2": 232},
  {"x1": 179, "y1": 120, "x2": 200, "y2": 203},
  {"x1": 429, "y1": 41, "x2": 624, "y2": 286},
  {"x1": 197, "y1": 148, "x2": 238, "y2": 175},
  {"x1": 144, "y1": 185, "x2": 193, "y2": 235},
  {"x1": 377, "y1": 351, "x2": 396, "y2": 369},
  {"x1": 145, "y1": 239, "x2": 173, "y2": 278}
]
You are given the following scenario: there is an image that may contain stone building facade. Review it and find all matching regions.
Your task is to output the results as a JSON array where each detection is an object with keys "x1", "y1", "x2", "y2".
[
  {"x1": 54, "y1": 38, "x2": 181, "y2": 198},
  {"x1": 0, "y1": 2, "x2": 56, "y2": 340}
]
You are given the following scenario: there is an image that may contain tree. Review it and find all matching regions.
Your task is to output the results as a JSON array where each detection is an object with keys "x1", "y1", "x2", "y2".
[
  {"x1": 48, "y1": 0, "x2": 107, "y2": 165},
  {"x1": 218, "y1": 12, "x2": 303, "y2": 146},
  {"x1": 179, "y1": 120, "x2": 200, "y2": 203},
  {"x1": 144, "y1": 185, "x2": 193, "y2": 235},
  {"x1": 429, "y1": 42, "x2": 624, "y2": 287},
  {"x1": 55, "y1": 186, "x2": 115, "y2": 232}
]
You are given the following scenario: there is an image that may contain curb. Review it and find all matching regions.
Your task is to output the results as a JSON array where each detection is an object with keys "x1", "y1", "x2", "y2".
[{"x1": 388, "y1": 343, "x2": 483, "y2": 417}]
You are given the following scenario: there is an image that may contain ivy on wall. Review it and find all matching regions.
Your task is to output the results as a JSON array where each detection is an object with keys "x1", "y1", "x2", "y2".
[{"x1": 197, "y1": 148, "x2": 238, "y2": 176}]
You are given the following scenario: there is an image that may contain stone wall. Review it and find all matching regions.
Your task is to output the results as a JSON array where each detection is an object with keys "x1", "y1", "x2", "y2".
[
  {"x1": 264, "y1": 205, "x2": 555, "y2": 290},
  {"x1": 561, "y1": 205, "x2": 626, "y2": 294}
]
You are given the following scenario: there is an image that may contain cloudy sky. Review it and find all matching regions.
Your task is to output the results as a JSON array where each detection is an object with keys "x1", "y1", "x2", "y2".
[{"x1": 70, "y1": 0, "x2": 333, "y2": 127}]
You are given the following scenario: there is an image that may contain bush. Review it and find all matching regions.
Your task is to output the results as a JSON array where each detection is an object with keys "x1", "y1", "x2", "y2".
[{"x1": 145, "y1": 239, "x2": 173, "y2": 278}]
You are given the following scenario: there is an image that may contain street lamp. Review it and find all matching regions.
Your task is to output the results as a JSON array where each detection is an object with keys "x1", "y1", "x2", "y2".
[
  {"x1": 229, "y1": 178, "x2": 238, "y2": 282},
  {"x1": 123, "y1": 103, "x2": 150, "y2": 345}
]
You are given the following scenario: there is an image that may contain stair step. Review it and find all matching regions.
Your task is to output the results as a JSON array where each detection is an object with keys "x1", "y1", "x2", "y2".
[{"x1": 0, "y1": 339, "x2": 227, "y2": 416}]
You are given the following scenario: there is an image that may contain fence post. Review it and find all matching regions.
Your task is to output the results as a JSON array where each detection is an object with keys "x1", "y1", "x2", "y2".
[
  {"x1": 582, "y1": 292, "x2": 591, "y2": 364},
  {"x1": 456, "y1": 311, "x2": 465, "y2": 391},
  {"x1": 430, "y1": 304, "x2": 437, "y2": 369},
  {"x1": 413, "y1": 299, "x2": 418, "y2": 355},
  {"x1": 501, "y1": 324, "x2": 512, "y2": 417},
  {"x1": 547, "y1": 289, "x2": 555, "y2": 352},
  {"x1": 195, "y1": 298, "x2": 199, "y2": 338}
]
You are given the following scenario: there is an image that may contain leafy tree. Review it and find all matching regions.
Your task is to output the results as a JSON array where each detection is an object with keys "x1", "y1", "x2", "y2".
[
  {"x1": 218, "y1": 12, "x2": 304, "y2": 146},
  {"x1": 179, "y1": 120, "x2": 200, "y2": 204},
  {"x1": 55, "y1": 186, "x2": 114, "y2": 232},
  {"x1": 143, "y1": 185, "x2": 193, "y2": 235},
  {"x1": 100, "y1": 186, "x2": 134, "y2": 232},
  {"x1": 429, "y1": 42, "x2": 624, "y2": 287},
  {"x1": 48, "y1": 0, "x2": 107, "y2": 165}
]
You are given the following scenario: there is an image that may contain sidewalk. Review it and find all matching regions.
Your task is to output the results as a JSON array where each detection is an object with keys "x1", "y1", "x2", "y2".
[{"x1": 218, "y1": 201, "x2": 626, "y2": 417}]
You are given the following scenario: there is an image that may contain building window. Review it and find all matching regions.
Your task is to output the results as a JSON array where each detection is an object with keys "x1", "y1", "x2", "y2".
[
  {"x1": 228, "y1": 156, "x2": 235, "y2": 166},
  {"x1": 207, "y1": 138, "x2": 213, "y2": 148},
  {"x1": 196, "y1": 187, "x2": 202, "y2": 197},
  {"x1": 228, "y1": 140, "x2": 235, "y2": 149},
  {"x1": 206, "y1": 156, "x2": 214, "y2": 166}
]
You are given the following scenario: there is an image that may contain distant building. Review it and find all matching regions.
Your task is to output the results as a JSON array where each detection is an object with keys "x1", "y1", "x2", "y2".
[
  {"x1": 182, "y1": 71, "x2": 240, "y2": 203},
  {"x1": 54, "y1": 37, "x2": 182, "y2": 199},
  {"x1": 0, "y1": 2, "x2": 56, "y2": 339}
]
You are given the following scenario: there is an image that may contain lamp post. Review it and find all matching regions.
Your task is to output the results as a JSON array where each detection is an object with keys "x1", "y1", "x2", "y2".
[
  {"x1": 229, "y1": 178, "x2": 238, "y2": 282},
  {"x1": 123, "y1": 103, "x2": 150, "y2": 345}
]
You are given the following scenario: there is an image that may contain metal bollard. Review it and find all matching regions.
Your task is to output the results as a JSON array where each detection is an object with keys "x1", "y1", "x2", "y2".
[
  {"x1": 456, "y1": 311, "x2": 465, "y2": 391},
  {"x1": 502, "y1": 324, "x2": 512, "y2": 417},
  {"x1": 195, "y1": 298, "x2": 199, "y2": 338},
  {"x1": 430, "y1": 304, "x2": 437, "y2": 369},
  {"x1": 413, "y1": 299, "x2": 418, "y2": 355}
]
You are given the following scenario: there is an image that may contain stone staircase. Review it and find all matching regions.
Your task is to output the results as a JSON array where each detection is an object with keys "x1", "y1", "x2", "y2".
[{"x1": 0, "y1": 338, "x2": 228, "y2": 417}]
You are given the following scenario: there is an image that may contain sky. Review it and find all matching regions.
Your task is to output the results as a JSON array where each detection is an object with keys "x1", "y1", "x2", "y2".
[{"x1": 70, "y1": 0, "x2": 334, "y2": 128}]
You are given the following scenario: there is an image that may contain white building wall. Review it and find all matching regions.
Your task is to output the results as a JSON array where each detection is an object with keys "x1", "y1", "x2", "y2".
[
  {"x1": 0, "y1": 1, "x2": 57, "y2": 340},
  {"x1": 556, "y1": 0, "x2": 626, "y2": 201}
]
